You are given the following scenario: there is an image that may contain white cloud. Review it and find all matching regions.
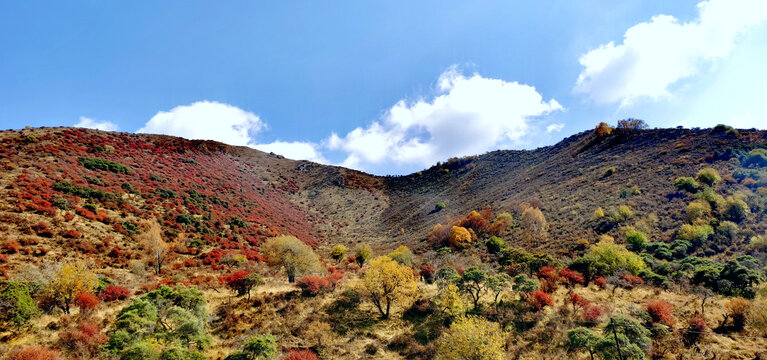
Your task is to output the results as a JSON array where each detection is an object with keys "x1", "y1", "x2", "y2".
[
  {"x1": 254, "y1": 140, "x2": 328, "y2": 163},
  {"x1": 546, "y1": 123, "x2": 565, "y2": 133},
  {"x1": 75, "y1": 116, "x2": 119, "y2": 131},
  {"x1": 574, "y1": 0, "x2": 767, "y2": 106},
  {"x1": 327, "y1": 67, "x2": 562, "y2": 170},
  {"x1": 136, "y1": 101, "x2": 331, "y2": 163},
  {"x1": 137, "y1": 101, "x2": 265, "y2": 147}
]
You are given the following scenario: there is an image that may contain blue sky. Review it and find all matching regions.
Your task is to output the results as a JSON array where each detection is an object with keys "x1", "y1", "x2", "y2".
[{"x1": 1, "y1": 1, "x2": 765, "y2": 175}]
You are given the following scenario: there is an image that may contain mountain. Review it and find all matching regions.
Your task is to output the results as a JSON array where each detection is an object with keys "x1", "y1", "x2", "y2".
[
  {"x1": 1, "y1": 125, "x2": 766, "y2": 359},
  {"x1": 1, "y1": 126, "x2": 765, "y2": 263}
]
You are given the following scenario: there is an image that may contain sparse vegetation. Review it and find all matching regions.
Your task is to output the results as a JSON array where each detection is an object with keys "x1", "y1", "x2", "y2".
[{"x1": 1, "y1": 127, "x2": 766, "y2": 358}]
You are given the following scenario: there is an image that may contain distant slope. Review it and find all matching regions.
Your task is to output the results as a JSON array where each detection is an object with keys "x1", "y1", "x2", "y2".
[{"x1": 0, "y1": 126, "x2": 765, "y2": 276}]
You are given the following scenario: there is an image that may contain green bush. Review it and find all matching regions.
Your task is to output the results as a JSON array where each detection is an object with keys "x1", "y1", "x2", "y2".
[
  {"x1": 620, "y1": 185, "x2": 642, "y2": 198},
  {"x1": 673, "y1": 177, "x2": 699, "y2": 192},
  {"x1": 53, "y1": 181, "x2": 115, "y2": 201},
  {"x1": 723, "y1": 197, "x2": 750, "y2": 223},
  {"x1": 624, "y1": 228, "x2": 648, "y2": 251},
  {"x1": 696, "y1": 167, "x2": 721, "y2": 186},
  {"x1": 78, "y1": 157, "x2": 130, "y2": 174},
  {"x1": 435, "y1": 202, "x2": 446, "y2": 211},
  {"x1": 243, "y1": 334, "x2": 276, "y2": 360},
  {"x1": 485, "y1": 236, "x2": 506, "y2": 254},
  {"x1": 742, "y1": 148, "x2": 767, "y2": 168},
  {"x1": 0, "y1": 281, "x2": 38, "y2": 328},
  {"x1": 603, "y1": 167, "x2": 616, "y2": 177},
  {"x1": 156, "y1": 188, "x2": 177, "y2": 199},
  {"x1": 676, "y1": 224, "x2": 714, "y2": 248}
]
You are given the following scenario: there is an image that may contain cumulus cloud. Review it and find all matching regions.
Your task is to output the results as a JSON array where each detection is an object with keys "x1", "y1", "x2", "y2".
[
  {"x1": 327, "y1": 67, "x2": 562, "y2": 170},
  {"x1": 253, "y1": 140, "x2": 328, "y2": 163},
  {"x1": 574, "y1": 0, "x2": 767, "y2": 106},
  {"x1": 546, "y1": 123, "x2": 565, "y2": 133},
  {"x1": 136, "y1": 101, "x2": 329, "y2": 162},
  {"x1": 137, "y1": 101, "x2": 265, "y2": 147},
  {"x1": 75, "y1": 117, "x2": 119, "y2": 131}
]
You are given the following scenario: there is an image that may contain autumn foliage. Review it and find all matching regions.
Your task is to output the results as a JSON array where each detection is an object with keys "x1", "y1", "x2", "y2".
[
  {"x1": 283, "y1": 349, "x2": 319, "y2": 360},
  {"x1": 99, "y1": 285, "x2": 131, "y2": 301},
  {"x1": 646, "y1": 300, "x2": 675, "y2": 327},
  {"x1": 6, "y1": 347, "x2": 59, "y2": 360},
  {"x1": 528, "y1": 290, "x2": 554, "y2": 311}
]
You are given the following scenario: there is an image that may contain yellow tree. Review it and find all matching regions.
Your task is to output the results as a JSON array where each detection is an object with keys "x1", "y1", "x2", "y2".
[
  {"x1": 449, "y1": 226, "x2": 472, "y2": 249},
  {"x1": 142, "y1": 220, "x2": 169, "y2": 275},
  {"x1": 361, "y1": 256, "x2": 417, "y2": 319},
  {"x1": 521, "y1": 207, "x2": 547, "y2": 246},
  {"x1": 434, "y1": 284, "x2": 465, "y2": 317},
  {"x1": 435, "y1": 316, "x2": 505, "y2": 360},
  {"x1": 44, "y1": 263, "x2": 97, "y2": 314},
  {"x1": 262, "y1": 235, "x2": 321, "y2": 283}
]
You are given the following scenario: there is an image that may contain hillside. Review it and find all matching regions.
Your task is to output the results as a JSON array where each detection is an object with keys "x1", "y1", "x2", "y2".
[{"x1": 1, "y1": 125, "x2": 767, "y2": 359}]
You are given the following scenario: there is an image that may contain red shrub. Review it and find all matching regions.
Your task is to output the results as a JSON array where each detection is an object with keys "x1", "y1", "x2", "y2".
[
  {"x1": 100, "y1": 285, "x2": 131, "y2": 301},
  {"x1": 682, "y1": 312, "x2": 707, "y2": 346},
  {"x1": 420, "y1": 264, "x2": 436, "y2": 284},
  {"x1": 74, "y1": 292, "x2": 100, "y2": 311},
  {"x1": 646, "y1": 300, "x2": 675, "y2": 327},
  {"x1": 528, "y1": 290, "x2": 554, "y2": 311},
  {"x1": 7, "y1": 347, "x2": 59, "y2": 360},
  {"x1": 594, "y1": 276, "x2": 607, "y2": 289},
  {"x1": 620, "y1": 274, "x2": 644, "y2": 287},
  {"x1": 64, "y1": 212, "x2": 75, "y2": 222},
  {"x1": 583, "y1": 304, "x2": 604, "y2": 323},
  {"x1": 219, "y1": 270, "x2": 259, "y2": 297},
  {"x1": 326, "y1": 271, "x2": 344, "y2": 289},
  {"x1": 0, "y1": 254, "x2": 7, "y2": 263},
  {"x1": 297, "y1": 275, "x2": 330, "y2": 296},
  {"x1": 31, "y1": 223, "x2": 54, "y2": 238},
  {"x1": 570, "y1": 293, "x2": 590, "y2": 312},
  {"x1": 3, "y1": 239, "x2": 20, "y2": 254},
  {"x1": 59, "y1": 321, "x2": 106, "y2": 356},
  {"x1": 537, "y1": 266, "x2": 559, "y2": 293},
  {"x1": 559, "y1": 268, "x2": 585, "y2": 286},
  {"x1": 284, "y1": 350, "x2": 319, "y2": 360}
]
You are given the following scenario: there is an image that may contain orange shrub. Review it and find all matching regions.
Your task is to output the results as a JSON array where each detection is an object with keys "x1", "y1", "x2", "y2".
[
  {"x1": 7, "y1": 347, "x2": 59, "y2": 360},
  {"x1": 725, "y1": 297, "x2": 751, "y2": 330},
  {"x1": 284, "y1": 350, "x2": 319, "y2": 360}
]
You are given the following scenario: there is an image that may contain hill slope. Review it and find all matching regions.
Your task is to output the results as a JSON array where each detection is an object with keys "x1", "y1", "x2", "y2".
[
  {"x1": 2, "y1": 125, "x2": 767, "y2": 359},
  {"x1": 1, "y1": 126, "x2": 766, "y2": 267}
]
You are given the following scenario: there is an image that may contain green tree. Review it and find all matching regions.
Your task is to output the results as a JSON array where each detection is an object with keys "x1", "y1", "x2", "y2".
[
  {"x1": 568, "y1": 327, "x2": 601, "y2": 360},
  {"x1": 485, "y1": 273, "x2": 512, "y2": 305},
  {"x1": 262, "y1": 235, "x2": 321, "y2": 283},
  {"x1": 458, "y1": 267, "x2": 488, "y2": 310},
  {"x1": 0, "y1": 281, "x2": 38, "y2": 328}
]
